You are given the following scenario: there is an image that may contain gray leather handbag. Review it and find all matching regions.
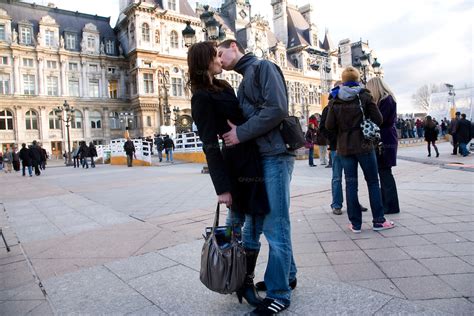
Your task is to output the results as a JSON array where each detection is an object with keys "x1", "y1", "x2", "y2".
[{"x1": 200, "y1": 204, "x2": 246, "y2": 294}]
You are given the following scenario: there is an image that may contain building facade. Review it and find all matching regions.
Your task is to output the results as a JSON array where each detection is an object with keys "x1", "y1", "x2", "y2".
[{"x1": 0, "y1": 0, "x2": 379, "y2": 155}]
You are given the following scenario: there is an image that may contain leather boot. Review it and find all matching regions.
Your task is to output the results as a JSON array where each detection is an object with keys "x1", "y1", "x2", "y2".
[{"x1": 236, "y1": 249, "x2": 261, "y2": 306}]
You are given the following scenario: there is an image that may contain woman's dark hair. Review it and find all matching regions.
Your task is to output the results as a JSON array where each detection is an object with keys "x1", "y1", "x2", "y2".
[{"x1": 187, "y1": 41, "x2": 230, "y2": 94}]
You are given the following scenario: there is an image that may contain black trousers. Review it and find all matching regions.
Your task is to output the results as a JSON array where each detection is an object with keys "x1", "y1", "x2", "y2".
[
  {"x1": 452, "y1": 133, "x2": 458, "y2": 154},
  {"x1": 32, "y1": 162, "x2": 41, "y2": 176},
  {"x1": 378, "y1": 167, "x2": 400, "y2": 214}
]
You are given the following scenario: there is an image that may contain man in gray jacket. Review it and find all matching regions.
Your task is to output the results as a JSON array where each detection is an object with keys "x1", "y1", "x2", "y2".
[{"x1": 218, "y1": 39, "x2": 296, "y2": 315}]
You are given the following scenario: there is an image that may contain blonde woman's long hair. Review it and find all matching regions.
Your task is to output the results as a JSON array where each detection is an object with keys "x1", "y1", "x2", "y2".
[{"x1": 366, "y1": 77, "x2": 397, "y2": 105}]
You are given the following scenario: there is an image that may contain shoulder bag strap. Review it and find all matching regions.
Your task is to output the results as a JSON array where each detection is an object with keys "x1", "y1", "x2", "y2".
[{"x1": 357, "y1": 94, "x2": 366, "y2": 121}]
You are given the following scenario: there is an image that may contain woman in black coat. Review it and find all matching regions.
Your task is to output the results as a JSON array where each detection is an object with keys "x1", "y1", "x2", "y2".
[
  {"x1": 188, "y1": 41, "x2": 269, "y2": 306},
  {"x1": 423, "y1": 116, "x2": 439, "y2": 157}
]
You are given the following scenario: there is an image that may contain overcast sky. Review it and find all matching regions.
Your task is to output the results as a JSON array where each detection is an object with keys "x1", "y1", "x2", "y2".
[{"x1": 25, "y1": 0, "x2": 473, "y2": 113}]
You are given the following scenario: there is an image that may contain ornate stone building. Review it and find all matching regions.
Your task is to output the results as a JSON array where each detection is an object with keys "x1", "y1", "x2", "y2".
[{"x1": 1, "y1": 0, "x2": 380, "y2": 156}]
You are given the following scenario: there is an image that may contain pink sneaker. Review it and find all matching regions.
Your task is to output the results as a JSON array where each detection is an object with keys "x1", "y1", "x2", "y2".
[
  {"x1": 348, "y1": 224, "x2": 361, "y2": 233},
  {"x1": 373, "y1": 220, "x2": 395, "y2": 231}
]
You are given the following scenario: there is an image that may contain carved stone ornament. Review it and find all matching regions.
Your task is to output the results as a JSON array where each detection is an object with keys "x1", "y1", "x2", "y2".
[
  {"x1": 83, "y1": 23, "x2": 99, "y2": 33},
  {"x1": 39, "y1": 15, "x2": 58, "y2": 26}
]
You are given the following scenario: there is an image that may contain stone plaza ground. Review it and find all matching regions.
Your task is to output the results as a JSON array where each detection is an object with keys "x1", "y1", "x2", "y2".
[{"x1": 1, "y1": 141, "x2": 473, "y2": 315}]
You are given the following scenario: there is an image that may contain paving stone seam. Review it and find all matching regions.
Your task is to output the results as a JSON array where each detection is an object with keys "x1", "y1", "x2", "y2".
[
  {"x1": 101, "y1": 264, "x2": 169, "y2": 314},
  {"x1": 1, "y1": 204, "x2": 57, "y2": 315},
  {"x1": 131, "y1": 230, "x2": 165, "y2": 257}
]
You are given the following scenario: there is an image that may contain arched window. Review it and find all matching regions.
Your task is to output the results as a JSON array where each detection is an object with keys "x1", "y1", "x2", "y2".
[
  {"x1": 71, "y1": 111, "x2": 82, "y2": 129},
  {"x1": 142, "y1": 23, "x2": 150, "y2": 42},
  {"x1": 293, "y1": 58, "x2": 299, "y2": 69},
  {"x1": 89, "y1": 111, "x2": 102, "y2": 129},
  {"x1": 25, "y1": 110, "x2": 38, "y2": 130},
  {"x1": 170, "y1": 31, "x2": 178, "y2": 49},
  {"x1": 0, "y1": 109, "x2": 13, "y2": 130},
  {"x1": 48, "y1": 110, "x2": 61, "y2": 130},
  {"x1": 109, "y1": 112, "x2": 120, "y2": 129},
  {"x1": 155, "y1": 30, "x2": 160, "y2": 44}
]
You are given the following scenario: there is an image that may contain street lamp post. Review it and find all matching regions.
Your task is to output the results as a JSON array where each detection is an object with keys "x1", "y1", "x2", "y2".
[
  {"x1": 158, "y1": 70, "x2": 171, "y2": 126},
  {"x1": 359, "y1": 52, "x2": 370, "y2": 84},
  {"x1": 445, "y1": 83, "x2": 456, "y2": 118},
  {"x1": 55, "y1": 100, "x2": 74, "y2": 166}
]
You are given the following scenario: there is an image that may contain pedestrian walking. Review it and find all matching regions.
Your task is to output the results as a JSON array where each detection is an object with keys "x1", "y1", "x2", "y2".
[
  {"x1": 449, "y1": 112, "x2": 461, "y2": 155},
  {"x1": 218, "y1": 39, "x2": 297, "y2": 315},
  {"x1": 154, "y1": 134, "x2": 164, "y2": 162},
  {"x1": 12, "y1": 147, "x2": 20, "y2": 172},
  {"x1": 423, "y1": 116, "x2": 439, "y2": 157},
  {"x1": 305, "y1": 123, "x2": 317, "y2": 167},
  {"x1": 3, "y1": 148, "x2": 13, "y2": 173},
  {"x1": 163, "y1": 135, "x2": 175, "y2": 162},
  {"x1": 29, "y1": 140, "x2": 42, "y2": 176},
  {"x1": 366, "y1": 77, "x2": 400, "y2": 214},
  {"x1": 325, "y1": 66, "x2": 395, "y2": 233},
  {"x1": 457, "y1": 113, "x2": 472, "y2": 156},
  {"x1": 78, "y1": 142, "x2": 89, "y2": 168},
  {"x1": 123, "y1": 138, "x2": 135, "y2": 167},
  {"x1": 19, "y1": 143, "x2": 32, "y2": 177},
  {"x1": 88, "y1": 142, "x2": 97, "y2": 167}
]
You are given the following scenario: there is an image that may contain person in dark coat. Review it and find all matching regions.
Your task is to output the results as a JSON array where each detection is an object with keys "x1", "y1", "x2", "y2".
[
  {"x1": 78, "y1": 142, "x2": 89, "y2": 168},
  {"x1": 326, "y1": 66, "x2": 394, "y2": 233},
  {"x1": 163, "y1": 135, "x2": 175, "y2": 162},
  {"x1": 366, "y1": 77, "x2": 400, "y2": 214},
  {"x1": 423, "y1": 116, "x2": 439, "y2": 157},
  {"x1": 19, "y1": 143, "x2": 32, "y2": 176},
  {"x1": 88, "y1": 142, "x2": 97, "y2": 168},
  {"x1": 154, "y1": 135, "x2": 164, "y2": 162},
  {"x1": 12, "y1": 146, "x2": 20, "y2": 172},
  {"x1": 305, "y1": 123, "x2": 317, "y2": 167},
  {"x1": 457, "y1": 113, "x2": 472, "y2": 156},
  {"x1": 123, "y1": 138, "x2": 135, "y2": 167},
  {"x1": 38, "y1": 144, "x2": 47, "y2": 170},
  {"x1": 188, "y1": 41, "x2": 270, "y2": 307},
  {"x1": 29, "y1": 140, "x2": 42, "y2": 176},
  {"x1": 448, "y1": 112, "x2": 461, "y2": 155}
]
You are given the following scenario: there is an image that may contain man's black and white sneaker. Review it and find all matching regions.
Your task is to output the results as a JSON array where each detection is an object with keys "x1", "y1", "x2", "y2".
[{"x1": 248, "y1": 298, "x2": 289, "y2": 315}]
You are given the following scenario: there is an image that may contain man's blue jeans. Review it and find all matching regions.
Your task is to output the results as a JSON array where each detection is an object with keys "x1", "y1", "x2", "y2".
[
  {"x1": 308, "y1": 146, "x2": 314, "y2": 166},
  {"x1": 330, "y1": 150, "x2": 343, "y2": 209},
  {"x1": 339, "y1": 150, "x2": 386, "y2": 229},
  {"x1": 166, "y1": 149, "x2": 173, "y2": 162},
  {"x1": 459, "y1": 142, "x2": 469, "y2": 156},
  {"x1": 226, "y1": 154, "x2": 296, "y2": 305}
]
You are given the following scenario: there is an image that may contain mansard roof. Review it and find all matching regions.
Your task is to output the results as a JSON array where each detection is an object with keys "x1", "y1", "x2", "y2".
[
  {"x1": 0, "y1": 0, "x2": 116, "y2": 40},
  {"x1": 286, "y1": 5, "x2": 310, "y2": 48}
]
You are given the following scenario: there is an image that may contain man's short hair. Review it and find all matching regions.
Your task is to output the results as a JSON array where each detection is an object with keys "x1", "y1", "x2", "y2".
[
  {"x1": 218, "y1": 39, "x2": 245, "y2": 54},
  {"x1": 455, "y1": 111, "x2": 461, "y2": 116},
  {"x1": 461, "y1": 113, "x2": 466, "y2": 119}
]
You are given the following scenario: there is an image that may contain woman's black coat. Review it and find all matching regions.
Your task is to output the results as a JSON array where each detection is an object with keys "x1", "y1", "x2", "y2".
[{"x1": 191, "y1": 85, "x2": 269, "y2": 216}]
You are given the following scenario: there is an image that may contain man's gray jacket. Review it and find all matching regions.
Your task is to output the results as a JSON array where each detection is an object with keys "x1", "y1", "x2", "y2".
[{"x1": 234, "y1": 53, "x2": 290, "y2": 156}]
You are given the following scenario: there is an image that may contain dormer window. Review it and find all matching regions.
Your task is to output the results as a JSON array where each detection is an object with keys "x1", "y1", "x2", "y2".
[
  {"x1": 20, "y1": 26, "x2": 32, "y2": 45},
  {"x1": 87, "y1": 36, "x2": 95, "y2": 49},
  {"x1": 45, "y1": 30, "x2": 54, "y2": 46},
  {"x1": 65, "y1": 33, "x2": 77, "y2": 50},
  {"x1": 106, "y1": 40, "x2": 114, "y2": 54},
  {"x1": 168, "y1": 0, "x2": 176, "y2": 11}
]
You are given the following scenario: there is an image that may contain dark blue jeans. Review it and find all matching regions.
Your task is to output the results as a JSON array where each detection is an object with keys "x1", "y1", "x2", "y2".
[
  {"x1": 308, "y1": 146, "x2": 314, "y2": 166},
  {"x1": 339, "y1": 150, "x2": 386, "y2": 229},
  {"x1": 226, "y1": 154, "x2": 296, "y2": 305},
  {"x1": 330, "y1": 150, "x2": 343, "y2": 209}
]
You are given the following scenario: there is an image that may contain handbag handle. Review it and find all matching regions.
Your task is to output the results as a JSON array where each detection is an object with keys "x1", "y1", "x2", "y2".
[
  {"x1": 213, "y1": 203, "x2": 220, "y2": 230},
  {"x1": 357, "y1": 95, "x2": 367, "y2": 121}
]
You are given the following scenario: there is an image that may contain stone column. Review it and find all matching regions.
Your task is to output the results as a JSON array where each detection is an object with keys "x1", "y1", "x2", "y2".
[
  {"x1": 101, "y1": 62, "x2": 107, "y2": 98},
  {"x1": 119, "y1": 68, "x2": 125, "y2": 99},
  {"x1": 38, "y1": 106, "x2": 48, "y2": 142},
  {"x1": 102, "y1": 107, "x2": 110, "y2": 141},
  {"x1": 81, "y1": 60, "x2": 87, "y2": 97},
  {"x1": 13, "y1": 55, "x2": 20, "y2": 95},
  {"x1": 83, "y1": 107, "x2": 91, "y2": 140},
  {"x1": 37, "y1": 57, "x2": 44, "y2": 96},
  {"x1": 60, "y1": 57, "x2": 67, "y2": 96}
]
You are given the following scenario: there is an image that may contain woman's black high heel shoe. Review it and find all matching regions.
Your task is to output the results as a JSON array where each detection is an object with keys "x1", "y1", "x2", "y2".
[{"x1": 236, "y1": 249, "x2": 261, "y2": 306}]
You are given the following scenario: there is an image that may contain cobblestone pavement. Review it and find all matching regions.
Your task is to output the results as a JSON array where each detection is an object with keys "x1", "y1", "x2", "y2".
[{"x1": 0, "y1": 141, "x2": 473, "y2": 315}]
